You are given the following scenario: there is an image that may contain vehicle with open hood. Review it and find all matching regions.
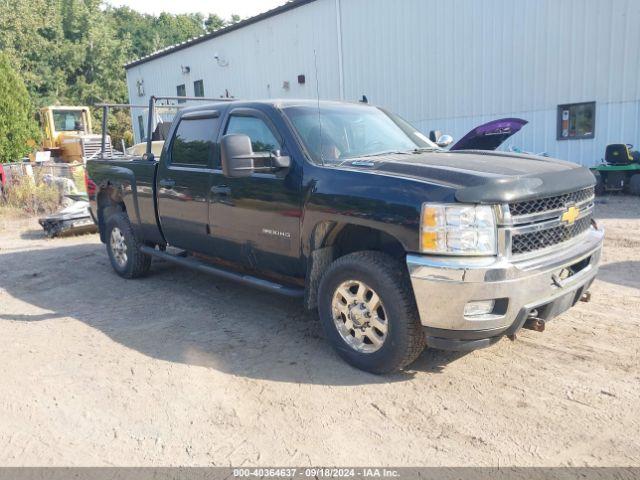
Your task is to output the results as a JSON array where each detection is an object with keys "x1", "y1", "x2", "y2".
[
  {"x1": 449, "y1": 118, "x2": 528, "y2": 151},
  {"x1": 86, "y1": 98, "x2": 603, "y2": 373}
]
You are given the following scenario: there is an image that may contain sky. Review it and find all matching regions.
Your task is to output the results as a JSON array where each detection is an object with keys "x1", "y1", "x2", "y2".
[{"x1": 106, "y1": 0, "x2": 288, "y2": 20}]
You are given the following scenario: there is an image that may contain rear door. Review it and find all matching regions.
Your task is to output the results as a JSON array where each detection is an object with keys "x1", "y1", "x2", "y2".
[{"x1": 156, "y1": 111, "x2": 220, "y2": 253}]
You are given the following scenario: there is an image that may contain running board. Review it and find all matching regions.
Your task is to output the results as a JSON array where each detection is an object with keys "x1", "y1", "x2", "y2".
[{"x1": 139, "y1": 245, "x2": 304, "y2": 298}]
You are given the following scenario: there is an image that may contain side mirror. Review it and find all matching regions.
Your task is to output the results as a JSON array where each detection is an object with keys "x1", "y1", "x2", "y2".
[
  {"x1": 221, "y1": 134, "x2": 255, "y2": 177},
  {"x1": 436, "y1": 134, "x2": 454, "y2": 148},
  {"x1": 271, "y1": 150, "x2": 291, "y2": 169},
  {"x1": 221, "y1": 134, "x2": 291, "y2": 177},
  {"x1": 429, "y1": 130, "x2": 442, "y2": 143}
]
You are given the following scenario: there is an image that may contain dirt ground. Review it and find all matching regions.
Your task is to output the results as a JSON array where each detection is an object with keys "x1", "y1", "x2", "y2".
[{"x1": 0, "y1": 196, "x2": 638, "y2": 467}]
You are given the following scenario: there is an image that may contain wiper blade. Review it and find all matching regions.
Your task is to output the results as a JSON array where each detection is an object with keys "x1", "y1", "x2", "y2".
[
  {"x1": 356, "y1": 150, "x2": 413, "y2": 158},
  {"x1": 412, "y1": 147, "x2": 442, "y2": 153}
]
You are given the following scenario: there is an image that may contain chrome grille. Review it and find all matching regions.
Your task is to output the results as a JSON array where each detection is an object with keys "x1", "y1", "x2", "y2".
[
  {"x1": 505, "y1": 186, "x2": 596, "y2": 256},
  {"x1": 509, "y1": 187, "x2": 595, "y2": 217},
  {"x1": 511, "y1": 216, "x2": 592, "y2": 255}
]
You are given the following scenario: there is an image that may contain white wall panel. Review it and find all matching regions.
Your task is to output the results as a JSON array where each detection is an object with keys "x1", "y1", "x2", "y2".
[
  {"x1": 126, "y1": 0, "x2": 339, "y2": 142},
  {"x1": 336, "y1": 0, "x2": 640, "y2": 166},
  {"x1": 126, "y1": 0, "x2": 640, "y2": 166}
]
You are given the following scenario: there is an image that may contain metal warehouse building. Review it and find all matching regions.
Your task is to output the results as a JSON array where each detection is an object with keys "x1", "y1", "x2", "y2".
[{"x1": 125, "y1": 0, "x2": 640, "y2": 167}]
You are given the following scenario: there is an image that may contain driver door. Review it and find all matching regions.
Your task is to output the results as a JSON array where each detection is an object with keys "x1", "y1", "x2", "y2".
[{"x1": 208, "y1": 108, "x2": 302, "y2": 276}]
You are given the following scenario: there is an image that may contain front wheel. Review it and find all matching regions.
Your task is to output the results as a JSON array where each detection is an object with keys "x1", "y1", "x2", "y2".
[
  {"x1": 318, "y1": 251, "x2": 425, "y2": 374},
  {"x1": 105, "y1": 212, "x2": 151, "y2": 279}
]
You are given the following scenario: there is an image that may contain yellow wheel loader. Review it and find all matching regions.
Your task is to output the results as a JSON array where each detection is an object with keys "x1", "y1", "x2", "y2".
[{"x1": 38, "y1": 106, "x2": 113, "y2": 163}]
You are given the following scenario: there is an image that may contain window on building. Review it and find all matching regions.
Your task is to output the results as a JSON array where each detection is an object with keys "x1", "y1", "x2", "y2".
[
  {"x1": 557, "y1": 102, "x2": 595, "y2": 140},
  {"x1": 176, "y1": 84, "x2": 186, "y2": 104},
  {"x1": 137, "y1": 115, "x2": 145, "y2": 141},
  {"x1": 194, "y1": 80, "x2": 205, "y2": 97},
  {"x1": 170, "y1": 117, "x2": 219, "y2": 167},
  {"x1": 225, "y1": 115, "x2": 281, "y2": 153}
]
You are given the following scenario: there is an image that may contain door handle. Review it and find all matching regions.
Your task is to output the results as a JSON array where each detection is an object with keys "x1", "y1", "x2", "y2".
[
  {"x1": 211, "y1": 185, "x2": 231, "y2": 196},
  {"x1": 159, "y1": 179, "x2": 176, "y2": 188}
]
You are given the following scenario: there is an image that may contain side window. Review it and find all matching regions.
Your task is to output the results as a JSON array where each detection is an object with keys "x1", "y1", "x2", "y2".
[
  {"x1": 225, "y1": 115, "x2": 281, "y2": 153},
  {"x1": 170, "y1": 117, "x2": 219, "y2": 167}
]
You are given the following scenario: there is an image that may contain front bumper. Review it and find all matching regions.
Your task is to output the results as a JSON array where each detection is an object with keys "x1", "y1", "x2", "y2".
[{"x1": 407, "y1": 227, "x2": 604, "y2": 351}]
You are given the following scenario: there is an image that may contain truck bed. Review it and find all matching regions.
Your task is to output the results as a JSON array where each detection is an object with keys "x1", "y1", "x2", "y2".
[{"x1": 87, "y1": 156, "x2": 163, "y2": 245}]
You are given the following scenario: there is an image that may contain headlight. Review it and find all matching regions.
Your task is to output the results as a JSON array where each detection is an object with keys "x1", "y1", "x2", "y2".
[{"x1": 420, "y1": 203, "x2": 497, "y2": 255}]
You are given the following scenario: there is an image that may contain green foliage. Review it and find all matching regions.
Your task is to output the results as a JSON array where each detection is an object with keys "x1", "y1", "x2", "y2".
[
  {"x1": 0, "y1": 53, "x2": 40, "y2": 163},
  {"x1": 3, "y1": 174, "x2": 61, "y2": 215},
  {"x1": 108, "y1": 6, "x2": 219, "y2": 61},
  {"x1": 0, "y1": 0, "x2": 240, "y2": 154},
  {"x1": 205, "y1": 13, "x2": 239, "y2": 32}
]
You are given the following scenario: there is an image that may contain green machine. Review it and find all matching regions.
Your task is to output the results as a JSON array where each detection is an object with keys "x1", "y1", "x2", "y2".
[{"x1": 591, "y1": 144, "x2": 640, "y2": 195}]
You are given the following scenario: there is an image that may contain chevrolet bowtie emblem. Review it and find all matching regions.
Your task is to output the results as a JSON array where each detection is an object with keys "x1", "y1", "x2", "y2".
[{"x1": 561, "y1": 205, "x2": 580, "y2": 225}]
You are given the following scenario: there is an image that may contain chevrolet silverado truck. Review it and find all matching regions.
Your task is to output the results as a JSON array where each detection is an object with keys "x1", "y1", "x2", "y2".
[{"x1": 86, "y1": 99, "x2": 604, "y2": 374}]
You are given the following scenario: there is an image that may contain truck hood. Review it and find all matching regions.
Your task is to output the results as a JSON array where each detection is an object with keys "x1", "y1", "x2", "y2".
[
  {"x1": 335, "y1": 150, "x2": 595, "y2": 203},
  {"x1": 450, "y1": 118, "x2": 528, "y2": 151}
]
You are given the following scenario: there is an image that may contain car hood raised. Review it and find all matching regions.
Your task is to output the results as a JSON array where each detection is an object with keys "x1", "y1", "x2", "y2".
[
  {"x1": 450, "y1": 118, "x2": 528, "y2": 151},
  {"x1": 334, "y1": 150, "x2": 595, "y2": 203}
]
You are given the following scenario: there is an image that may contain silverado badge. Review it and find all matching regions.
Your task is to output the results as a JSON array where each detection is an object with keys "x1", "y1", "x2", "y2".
[{"x1": 561, "y1": 205, "x2": 580, "y2": 225}]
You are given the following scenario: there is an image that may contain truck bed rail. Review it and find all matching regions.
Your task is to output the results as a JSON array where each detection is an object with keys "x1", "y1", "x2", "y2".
[{"x1": 94, "y1": 96, "x2": 237, "y2": 160}]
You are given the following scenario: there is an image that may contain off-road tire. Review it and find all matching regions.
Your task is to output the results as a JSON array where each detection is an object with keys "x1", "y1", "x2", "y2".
[
  {"x1": 594, "y1": 171, "x2": 605, "y2": 196},
  {"x1": 318, "y1": 251, "x2": 425, "y2": 374},
  {"x1": 105, "y1": 212, "x2": 151, "y2": 279},
  {"x1": 628, "y1": 174, "x2": 640, "y2": 196}
]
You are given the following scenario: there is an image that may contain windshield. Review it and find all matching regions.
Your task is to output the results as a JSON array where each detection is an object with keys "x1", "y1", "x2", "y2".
[
  {"x1": 52, "y1": 110, "x2": 86, "y2": 132},
  {"x1": 283, "y1": 103, "x2": 437, "y2": 164}
]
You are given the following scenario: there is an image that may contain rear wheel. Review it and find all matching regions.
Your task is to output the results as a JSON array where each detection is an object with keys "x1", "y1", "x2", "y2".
[
  {"x1": 318, "y1": 251, "x2": 425, "y2": 374},
  {"x1": 105, "y1": 212, "x2": 151, "y2": 278},
  {"x1": 628, "y1": 174, "x2": 640, "y2": 196}
]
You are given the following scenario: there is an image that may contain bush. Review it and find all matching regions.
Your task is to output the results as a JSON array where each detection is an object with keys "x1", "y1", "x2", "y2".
[
  {"x1": 0, "y1": 52, "x2": 40, "y2": 164},
  {"x1": 2, "y1": 175, "x2": 61, "y2": 215}
]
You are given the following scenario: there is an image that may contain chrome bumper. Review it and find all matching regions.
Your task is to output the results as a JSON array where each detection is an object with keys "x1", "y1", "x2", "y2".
[{"x1": 407, "y1": 227, "x2": 604, "y2": 348}]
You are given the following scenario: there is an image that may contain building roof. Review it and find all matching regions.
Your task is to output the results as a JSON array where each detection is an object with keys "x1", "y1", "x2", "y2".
[{"x1": 124, "y1": 0, "x2": 318, "y2": 70}]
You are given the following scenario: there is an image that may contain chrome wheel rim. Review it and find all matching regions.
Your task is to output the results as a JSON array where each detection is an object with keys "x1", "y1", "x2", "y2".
[
  {"x1": 110, "y1": 227, "x2": 128, "y2": 267},
  {"x1": 331, "y1": 280, "x2": 388, "y2": 353}
]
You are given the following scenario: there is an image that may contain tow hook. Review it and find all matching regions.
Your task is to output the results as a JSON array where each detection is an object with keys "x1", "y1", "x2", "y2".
[
  {"x1": 580, "y1": 291, "x2": 592, "y2": 303},
  {"x1": 523, "y1": 317, "x2": 546, "y2": 332}
]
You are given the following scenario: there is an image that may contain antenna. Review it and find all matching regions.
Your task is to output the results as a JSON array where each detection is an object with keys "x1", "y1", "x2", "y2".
[{"x1": 313, "y1": 48, "x2": 324, "y2": 166}]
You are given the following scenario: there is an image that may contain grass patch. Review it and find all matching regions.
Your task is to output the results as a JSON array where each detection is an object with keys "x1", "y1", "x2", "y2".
[
  {"x1": 0, "y1": 204, "x2": 26, "y2": 219},
  {"x1": 1, "y1": 174, "x2": 62, "y2": 216}
]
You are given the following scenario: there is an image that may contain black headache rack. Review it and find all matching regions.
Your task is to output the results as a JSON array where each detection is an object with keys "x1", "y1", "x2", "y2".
[{"x1": 95, "y1": 95, "x2": 236, "y2": 160}]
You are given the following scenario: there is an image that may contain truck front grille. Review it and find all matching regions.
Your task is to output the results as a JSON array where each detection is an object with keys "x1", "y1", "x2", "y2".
[
  {"x1": 506, "y1": 187, "x2": 595, "y2": 256},
  {"x1": 509, "y1": 187, "x2": 595, "y2": 217},
  {"x1": 511, "y1": 216, "x2": 592, "y2": 255}
]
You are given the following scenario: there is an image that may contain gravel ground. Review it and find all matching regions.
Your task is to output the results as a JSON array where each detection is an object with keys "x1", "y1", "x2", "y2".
[{"x1": 0, "y1": 196, "x2": 638, "y2": 467}]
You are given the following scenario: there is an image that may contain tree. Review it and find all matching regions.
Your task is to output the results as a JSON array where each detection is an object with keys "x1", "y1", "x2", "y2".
[
  {"x1": 0, "y1": 0, "x2": 240, "y2": 152},
  {"x1": 205, "y1": 13, "x2": 226, "y2": 32},
  {"x1": 205, "y1": 13, "x2": 241, "y2": 33},
  {"x1": 0, "y1": 53, "x2": 40, "y2": 163},
  {"x1": 0, "y1": 0, "x2": 64, "y2": 105}
]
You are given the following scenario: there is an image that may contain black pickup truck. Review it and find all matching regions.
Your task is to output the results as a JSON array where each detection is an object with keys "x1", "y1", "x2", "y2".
[{"x1": 87, "y1": 99, "x2": 604, "y2": 373}]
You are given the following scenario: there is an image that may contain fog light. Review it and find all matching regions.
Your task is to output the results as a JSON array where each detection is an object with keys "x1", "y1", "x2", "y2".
[{"x1": 464, "y1": 300, "x2": 495, "y2": 317}]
